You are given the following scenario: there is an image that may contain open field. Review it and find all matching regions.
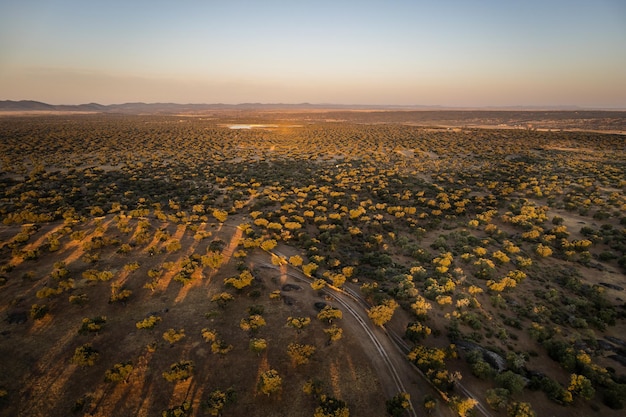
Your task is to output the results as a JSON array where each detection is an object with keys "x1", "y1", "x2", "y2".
[
  {"x1": 251, "y1": 110, "x2": 626, "y2": 134},
  {"x1": 0, "y1": 113, "x2": 625, "y2": 417}
]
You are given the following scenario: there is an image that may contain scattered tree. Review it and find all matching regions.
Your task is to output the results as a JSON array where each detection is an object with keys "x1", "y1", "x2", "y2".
[
  {"x1": 368, "y1": 299, "x2": 398, "y2": 327},
  {"x1": 287, "y1": 343, "x2": 316, "y2": 366},
  {"x1": 162, "y1": 328, "x2": 185, "y2": 344},
  {"x1": 162, "y1": 360, "x2": 194, "y2": 382},
  {"x1": 105, "y1": 362, "x2": 133, "y2": 383},
  {"x1": 136, "y1": 315, "x2": 161, "y2": 329},
  {"x1": 258, "y1": 369, "x2": 282, "y2": 396},
  {"x1": 249, "y1": 338, "x2": 267, "y2": 355},
  {"x1": 314, "y1": 395, "x2": 350, "y2": 417},
  {"x1": 317, "y1": 306, "x2": 343, "y2": 323},
  {"x1": 71, "y1": 344, "x2": 99, "y2": 367},
  {"x1": 386, "y1": 392, "x2": 411, "y2": 417},
  {"x1": 286, "y1": 316, "x2": 311, "y2": 333}
]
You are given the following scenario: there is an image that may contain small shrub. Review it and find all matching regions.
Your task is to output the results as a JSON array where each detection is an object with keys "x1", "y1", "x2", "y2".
[
  {"x1": 162, "y1": 360, "x2": 194, "y2": 382},
  {"x1": 71, "y1": 344, "x2": 99, "y2": 367},
  {"x1": 105, "y1": 362, "x2": 133, "y2": 383},
  {"x1": 136, "y1": 315, "x2": 162, "y2": 329},
  {"x1": 79, "y1": 316, "x2": 107, "y2": 334},
  {"x1": 30, "y1": 304, "x2": 48, "y2": 320},
  {"x1": 163, "y1": 328, "x2": 185, "y2": 344}
]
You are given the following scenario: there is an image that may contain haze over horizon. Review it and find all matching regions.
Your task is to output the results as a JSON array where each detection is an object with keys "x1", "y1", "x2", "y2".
[{"x1": 1, "y1": 0, "x2": 625, "y2": 109}]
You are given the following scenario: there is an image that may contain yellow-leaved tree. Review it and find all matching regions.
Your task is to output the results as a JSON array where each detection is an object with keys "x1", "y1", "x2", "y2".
[
  {"x1": 258, "y1": 369, "x2": 282, "y2": 396},
  {"x1": 212, "y1": 209, "x2": 228, "y2": 223},
  {"x1": 368, "y1": 299, "x2": 399, "y2": 327},
  {"x1": 224, "y1": 270, "x2": 254, "y2": 290}
]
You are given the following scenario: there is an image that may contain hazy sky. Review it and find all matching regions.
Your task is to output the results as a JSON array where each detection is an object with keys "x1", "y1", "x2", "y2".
[{"x1": 1, "y1": 0, "x2": 625, "y2": 107}]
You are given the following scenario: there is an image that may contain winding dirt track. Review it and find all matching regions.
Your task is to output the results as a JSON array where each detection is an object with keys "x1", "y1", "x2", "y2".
[
  {"x1": 265, "y1": 254, "x2": 458, "y2": 417},
  {"x1": 330, "y1": 290, "x2": 417, "y2": 417},
  {"x1": 342, "y1": 285, "x2": 493, "y2": 417},
  {"x1": 270, "y1": 249, "x2": 495, "y2": 417}
]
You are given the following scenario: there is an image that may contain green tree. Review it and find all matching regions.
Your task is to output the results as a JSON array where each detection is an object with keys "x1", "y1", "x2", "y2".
[
  {"x1": 386, "y1": 392, "x2": 411, "y2": 416},
  {"x1": 539, "y1": 376, "x2": 572, "y2": 404},
  {"x1": 471, "y1": 359, "x2": 495, "y2": 380},
  {"x1": 496, "y1": 371, "x2": 526, "y2": 395},
  {"x1": 507, "y1": 401, "x2": 536, "y2": 417},
  {"x1": 506, "y1": 352, "x2": 528, "y2": 372},
  {"x1": 485, "y1": 388, "x2": 509, "y2": 410},
  {"x1": 405, "y1": 321, "x2": 431, "y2": 342},
  {"x1": 314, "y1": 395, "x2": 349, "y2": 417}
]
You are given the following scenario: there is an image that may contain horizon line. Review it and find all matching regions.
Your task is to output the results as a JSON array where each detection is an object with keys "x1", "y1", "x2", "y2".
[{"x1": 1, "y1": 99, "x2": 626, "y2": 112}]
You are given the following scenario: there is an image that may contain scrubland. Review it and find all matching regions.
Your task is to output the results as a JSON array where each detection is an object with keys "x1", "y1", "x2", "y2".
[{"x1": 0, "y1": 113, "x2": 625, "y2": 417}]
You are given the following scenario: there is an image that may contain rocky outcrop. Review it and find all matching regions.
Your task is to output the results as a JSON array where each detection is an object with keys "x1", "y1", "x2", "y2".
[{"x1": 454, "y1": 340, "x2": 507, "y2": 372}]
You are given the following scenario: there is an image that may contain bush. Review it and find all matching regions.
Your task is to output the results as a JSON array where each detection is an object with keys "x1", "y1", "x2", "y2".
[
  {"x1": 162, "y1": 401, "x2": 192, "y2": 417},
  {"x1": 315, "y1": 396, "x2": 349, "y2": 417},
  {"x1": 602, "y1": 383, "x2": 626, "y2": 409},
  {"x1": 485, "y1": 388, "x2": 509, "y2": 410},
  {"x1": 30, "y1": 304, "x2": 48, "y2": 320},
  {"x1": 136, "y1": 315, "x2": 161, "y2": 329},
  {"x1": 471, "y1": 359, "x2": 495, "y2": 380},
  {"x1": 507, "y1": 401, "x2": 536, "y2": 417},
  {"x1": 71, "y1": 344, "x2": 99, "y2": 367},
  {"x1": 539, "y1": 376, "x2": 572, "y2": 405},
  {"x1": 162, "y1": 328, "x2": 185, "y2": 344},
  {"x1": 162, "y1": 360, "x2": 194, "y2": 382},
  {"x1": 105, "y1": 362, "x2": 133, "y2": 383},
  {"x1": 496, "y1": 371, "x2": 526, "y2": 395},
  {"x1": 79, "y1": 316, "x2": 107, "y2": 334}
]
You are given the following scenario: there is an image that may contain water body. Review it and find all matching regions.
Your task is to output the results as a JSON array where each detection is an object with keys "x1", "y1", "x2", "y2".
[{"x1": 227, "y1": 124, "x2": 277, "y2": 130}]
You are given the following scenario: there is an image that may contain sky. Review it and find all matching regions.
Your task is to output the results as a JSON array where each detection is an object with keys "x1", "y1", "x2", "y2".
[{"x1": 1, "y1": 0, "x2": 625, "y2": 108}]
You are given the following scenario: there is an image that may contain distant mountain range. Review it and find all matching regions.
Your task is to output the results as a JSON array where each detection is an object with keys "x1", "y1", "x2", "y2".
[
  {"x1": 0, "y1": 100, "x2": 605, "y2": 114},
  {"x1": 0, "y1": 100, "x2": 439, "y2": 114}
]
